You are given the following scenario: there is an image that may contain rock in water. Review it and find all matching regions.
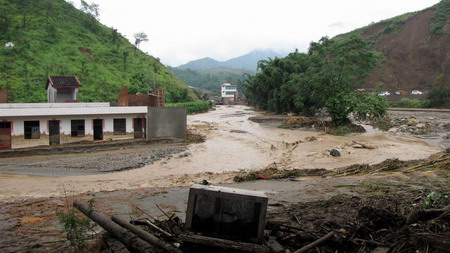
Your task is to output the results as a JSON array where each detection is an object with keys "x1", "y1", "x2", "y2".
[{"x1": 330, "y1": 149, "x2": 341, "y2": 156}]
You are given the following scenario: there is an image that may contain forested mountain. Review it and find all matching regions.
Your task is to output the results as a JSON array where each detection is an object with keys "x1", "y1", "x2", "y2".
[
  {"x1": 177, "y1": 49, "x2": 284, "y2": 71},
  {"x1": 334, "y1": 0, "x2": 449, "y2": 94},
  {"x1": 0, "y1": 0, "x2": 197, "y2": 103},
  {"x1": 169, "y1": 67, "x2": 252, "y2": 95}
]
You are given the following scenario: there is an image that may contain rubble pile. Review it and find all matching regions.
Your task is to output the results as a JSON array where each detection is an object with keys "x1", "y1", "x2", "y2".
[{"x1": 391, "y1": 116, "x2": 450, "y2": 135}]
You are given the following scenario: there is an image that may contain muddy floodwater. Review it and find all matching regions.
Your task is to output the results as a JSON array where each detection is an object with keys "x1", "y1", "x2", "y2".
[{"x1": 0, "y1": 105, "x2": 443, "y2": 202}]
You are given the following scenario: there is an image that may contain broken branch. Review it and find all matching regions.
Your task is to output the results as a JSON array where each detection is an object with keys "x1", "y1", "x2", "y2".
[{"x1": 293, "y1": 231, "x2": 336, "y2": 253}]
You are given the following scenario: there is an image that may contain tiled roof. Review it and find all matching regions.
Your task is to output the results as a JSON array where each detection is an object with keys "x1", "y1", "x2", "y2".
[{"x1": 46, "y1": 76, "x2": 81, "y2": 89}]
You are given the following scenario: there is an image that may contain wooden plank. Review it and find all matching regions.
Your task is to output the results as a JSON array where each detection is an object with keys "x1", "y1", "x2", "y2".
[{"x1": 179, "y1": 234, "x2": 270, "y2": 253}]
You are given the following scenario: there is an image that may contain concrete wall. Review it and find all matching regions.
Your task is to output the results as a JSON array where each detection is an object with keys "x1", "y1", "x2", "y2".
[{"x1": 147, "y1": 107, "x2": 186, "y2": 139}]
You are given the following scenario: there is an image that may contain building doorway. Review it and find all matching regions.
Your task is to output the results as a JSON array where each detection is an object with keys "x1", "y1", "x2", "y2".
[
  {"x1": 133, "y1": 118, "x2": 145, "y2": 139},
  {"x1": 0, "y1": 122, "x2": 11, "y2": 149},
  {"x1": 93, "y1": 119, "x2": 103, "y2": 141},
  {"x1": 48, "y1": 120, "x2": 60, "y2": 145}
]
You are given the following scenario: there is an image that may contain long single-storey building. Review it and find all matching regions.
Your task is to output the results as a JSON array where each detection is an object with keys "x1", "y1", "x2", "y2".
[
  {"x1": 0, "y1": 76, "x2": 187, "y2": 150},
  {"x1": 0, "y1": 103, "x2": 148, "y2": 149}
]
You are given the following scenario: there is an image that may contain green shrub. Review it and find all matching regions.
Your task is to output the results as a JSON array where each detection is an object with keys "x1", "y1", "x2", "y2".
[
  {"x1": 166, "y1": 101, "x2": 213, "y2": 114},
  {"x1": 375, "y1": 116, "x2": 393, "y2": 131},
  {"x1": 427, "y1": 87, "x2": 450, "y2": 108},
  {"x1": 331, "y1": 126, "x2": 352, "y2": 136}
]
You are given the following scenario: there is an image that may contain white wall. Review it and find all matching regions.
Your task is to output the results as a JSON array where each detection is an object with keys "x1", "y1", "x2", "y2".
[{"x1": 10, "y1": 114, "x2": 142, "y2": 136}]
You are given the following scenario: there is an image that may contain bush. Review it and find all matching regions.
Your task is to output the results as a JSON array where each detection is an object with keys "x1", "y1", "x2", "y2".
[
  {"x1": 331, "y1": 126, "x2": 352, "y2": 136},
  {"x1": 166, "y1": 101, "x2": 213, "y2": 114},
  {"x1": 427, "y1": 87, "x2": 450, "y2": 108},
  {"x1": 375, "y1": 116, "x2": 393, "y2": 131}
]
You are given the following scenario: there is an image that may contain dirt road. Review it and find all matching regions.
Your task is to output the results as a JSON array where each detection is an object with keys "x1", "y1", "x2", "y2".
[{"x1": 0, "y1": 105, "x2": 443, "y2": 202}]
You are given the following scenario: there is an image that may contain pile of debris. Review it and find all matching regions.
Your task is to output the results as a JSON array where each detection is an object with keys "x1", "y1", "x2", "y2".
[
  {"x1": 391, "y1": 116, "x2": 450, "y2": 135},
  {"x1": 74, "y1": 185, "x2": 450, "y2": 253},
  {"x1": 234, "y1": 153, "x2": 450, "y2": 182},
  {"x1": 282, "y1": 116, "x2": 366, "y2": 134}
]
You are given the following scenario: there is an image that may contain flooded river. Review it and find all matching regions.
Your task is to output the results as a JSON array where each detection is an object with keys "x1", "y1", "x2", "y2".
[{"x1": 0, "y1": 105, "x2": 442, "y2": 201}]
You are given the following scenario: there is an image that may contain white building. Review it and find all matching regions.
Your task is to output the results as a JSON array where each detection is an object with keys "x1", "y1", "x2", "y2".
[
  {"x1": 221, "y1": 83, "x2": 237, "y2": 104},
  {"x1": 0, "y1": 103, "x2": 147, "y2": 149}
]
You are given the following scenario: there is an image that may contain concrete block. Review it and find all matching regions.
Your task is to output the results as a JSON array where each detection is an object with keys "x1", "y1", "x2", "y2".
[{"x1": 185, "y1": 184, "x2": 268, "y2": 244}]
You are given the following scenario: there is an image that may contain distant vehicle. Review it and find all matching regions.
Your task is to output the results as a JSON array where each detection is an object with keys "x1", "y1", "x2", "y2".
[
  {"x1": 411, "y1": 90, "x2": 423, "y2": 95},
  {"x1": 378, "y1": 91, "x2": 391, "y2": 96},
  {"x1": 394, "y1": 91, "x2": 401, "y2": 95}
]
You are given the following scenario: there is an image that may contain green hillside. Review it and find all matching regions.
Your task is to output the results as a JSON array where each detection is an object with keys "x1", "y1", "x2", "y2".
[
  {"x1": 169, "y1": 67, "x2": 251, "y2": 95},
  {"x1": 0, "y1": 0, "x2": 197, "y2": 103}
]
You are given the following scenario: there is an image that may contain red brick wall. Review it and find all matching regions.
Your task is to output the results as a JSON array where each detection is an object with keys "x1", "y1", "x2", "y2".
[{"x1": 0, "y1": 91, "x2": 7, "y2": 103}]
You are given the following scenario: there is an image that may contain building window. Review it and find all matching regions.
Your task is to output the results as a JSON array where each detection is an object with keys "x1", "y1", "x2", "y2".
[
  {"x1": 71, "y1": 120, "x2": 85, "y2": 137},
  {"x1": 225, "y1": 86, "x2": 236, "y2": 90},
  {"x1": 225, "y1": 91, "x2": 236, "y2": 95},
  {"x1": 114, "y1": 118, "x2": 126, "y2": 135},
  {"x1": 24, "y1": 121, "x2": 40, "y2": 139}
]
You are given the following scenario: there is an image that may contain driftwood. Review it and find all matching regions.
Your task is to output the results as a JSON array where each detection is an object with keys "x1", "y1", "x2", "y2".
[
  {"x1": 179, "y1": 234, "x2": 270, "y2": 253},
  {"x1": 143, "y1": 219, "x2": 174, "y2": 238},
  {"x1": 111, "y1": 215, "x2": 182, "y2": 253},
  {"x1": 352, "y1": 141, "x2": 375, "y2": 149},
  {"x1": 293, "y1": 231, "x2": 336, "y2": 253},
  {"x1": 73, "y1": 200, "x2": 154, "y2": 253},
  {"x1": 405, "y1": 204, "x2": 450, "y2": 225}
]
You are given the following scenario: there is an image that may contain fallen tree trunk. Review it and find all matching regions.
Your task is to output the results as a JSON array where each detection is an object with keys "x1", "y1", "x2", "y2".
[
  {"x1": 112, "y1": 215, "x2": 182, "y2": 253},
  {"x1": 74, "y1": 200, "x2": 154, "y2": 253}
]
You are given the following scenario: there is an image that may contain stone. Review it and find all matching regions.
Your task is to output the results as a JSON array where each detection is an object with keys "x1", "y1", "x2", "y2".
[
  {"x1": 407, "y1": 117, "x2": 418, "y2": 126},
  {"x1": 330, "y1": 149, "x2": 341, "y2": 157}
]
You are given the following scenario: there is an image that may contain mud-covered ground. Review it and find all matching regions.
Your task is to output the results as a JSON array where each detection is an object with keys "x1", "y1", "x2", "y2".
[{"x1": 0, "y1": 106, "x2": 448, "y2": 252}]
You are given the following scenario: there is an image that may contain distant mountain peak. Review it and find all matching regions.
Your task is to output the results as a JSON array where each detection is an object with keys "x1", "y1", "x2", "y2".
[{"x1": 178, "y1": 49, "x2": 285, "y2": 71}]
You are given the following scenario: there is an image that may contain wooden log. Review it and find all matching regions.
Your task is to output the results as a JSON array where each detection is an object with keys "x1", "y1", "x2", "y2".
[
  {"x1": 293, "y1": 231, "x2": 336, "y2": 253},
  {"x1": 111, "y1": 215, "x2": 182, "y2": 253},
  {"x1": 73, "y1": 200, "x2": 154, "y2": 253},
  {"x1": 179, "y1": 234, "x2": 270, "y2": 253},
  {"x1": 405, "y1": 204, "x2": 450, "y2": 225}
]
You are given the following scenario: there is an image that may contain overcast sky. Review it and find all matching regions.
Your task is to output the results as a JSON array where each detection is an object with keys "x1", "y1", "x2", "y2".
[{"x1": 86, "y1": 0, "x2": 440, "y2": 67}]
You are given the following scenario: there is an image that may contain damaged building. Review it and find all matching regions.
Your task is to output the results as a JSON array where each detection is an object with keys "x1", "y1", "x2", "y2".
[{"x1": 0, "y1": 76, "x2": 186, "y2": 149}]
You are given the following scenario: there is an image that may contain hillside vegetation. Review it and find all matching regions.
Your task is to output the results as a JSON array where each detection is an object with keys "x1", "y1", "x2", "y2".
[
  {"x1": 169, "y1": 67, "x2": 251, "y2": 95},
  {"x1": 0, "y1": 0, "x2": 197, "y2": 103}
]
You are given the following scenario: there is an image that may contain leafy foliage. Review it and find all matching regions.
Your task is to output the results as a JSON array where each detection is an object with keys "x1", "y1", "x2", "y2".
[
  {"x1": 244, "y1": 36, "x2": 387, "y2": 125},
  {"x1": 0, "y1": 0, "x2": 196, "y2": 103},
  {"x1": 427, "y1": 87, "x2": 450, "y2": 108},
  {"x1": 166, "y1": 101, "x2": 213, "y2": 114},
  {"x1": 56, "y1": 198, "x2": 96, "y2": 252}
]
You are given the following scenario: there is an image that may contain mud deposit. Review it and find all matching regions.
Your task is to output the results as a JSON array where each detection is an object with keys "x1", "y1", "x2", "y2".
[{"x1": 0, "y1": 105, "x2": 448, "y2": 252}]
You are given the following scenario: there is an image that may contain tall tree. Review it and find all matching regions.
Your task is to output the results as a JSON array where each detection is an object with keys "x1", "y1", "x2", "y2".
[{"x1": 133, "y1": 32, "x2": 148, "y2": 50}]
